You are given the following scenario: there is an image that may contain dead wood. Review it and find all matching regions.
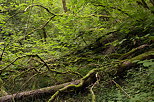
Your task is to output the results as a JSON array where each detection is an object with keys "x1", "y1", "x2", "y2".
[
  {"x1": 73, "y1": 31, "x2": 118, "y2": 55},
  {"x1": 0, "y1": 80, "x2": 80, "y2": 102},
  {"x1": 119, "y1": 44, "x2": 149, "y2": 60}
]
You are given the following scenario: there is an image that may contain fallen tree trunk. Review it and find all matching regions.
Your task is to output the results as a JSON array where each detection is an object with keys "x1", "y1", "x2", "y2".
[
  {"x1": 0, "y1": 50, "x2": 153, "y2": 102},
  {"x1": 73, "y1": 31, "x2": 118, "y2": 55},
  {"x1": 0, "y1": 80, "x2": 80, "y2": 102}
]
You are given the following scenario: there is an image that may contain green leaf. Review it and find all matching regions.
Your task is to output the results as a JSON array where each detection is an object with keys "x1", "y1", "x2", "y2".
[{"x1": 143, "y1": 62, "x2": 154, "y2": 67}]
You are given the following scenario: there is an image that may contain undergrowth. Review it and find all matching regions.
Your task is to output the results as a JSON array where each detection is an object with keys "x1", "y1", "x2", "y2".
[{"x1": 58, "y1": 65, "x2": 154, "y2": 102}]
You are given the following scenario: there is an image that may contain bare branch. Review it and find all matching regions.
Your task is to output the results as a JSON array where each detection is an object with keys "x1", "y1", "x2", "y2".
[
  {"x1": 94, "y1": 4, "x2": 131, "y2": 17},
  {"x1": 112, "y1": 80, "x2": 131, "y2": 98},
  {"x1": 24, "y1": 4, "x2": 56, "y2": 16}
]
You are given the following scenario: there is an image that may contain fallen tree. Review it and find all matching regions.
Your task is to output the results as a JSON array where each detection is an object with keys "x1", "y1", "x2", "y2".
[
  {"x1": 0, "y1": 50, "x2": 153, "y2": 102},
  {"x1": 0, "y1": 80, "x2": 80, "y2": 102}
]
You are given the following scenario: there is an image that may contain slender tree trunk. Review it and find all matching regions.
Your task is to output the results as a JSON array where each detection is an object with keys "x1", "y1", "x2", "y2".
[
  {"x1": 62, "y1": 0, "x2": 67, "y2": 13},
  {"x1": 42, "y1": 28, "x2": 47, "y2": 42},
  {"x1": 141, "y1": 0, "x2": 150, "y2": 9},
  {"x1": 150, "y1": 0, "x2": 154, "y2": 6}
]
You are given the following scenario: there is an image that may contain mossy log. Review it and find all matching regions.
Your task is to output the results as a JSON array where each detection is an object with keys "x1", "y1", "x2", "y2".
[
  {"x1": 116, "y1": 50, "x2": 154, "y2": 75},
  {"x1": 0, "y1": 80, "x2": 80, "y2": 102},
  {"x1": 73, "y1": 31, "x2": 118, "y2": 55},
  {"x1": 119, "y1": 44, "x2": 149, "y2": 60},
  {"x1": 0, "y1": 51, "x2": 153, "y2": 102}
]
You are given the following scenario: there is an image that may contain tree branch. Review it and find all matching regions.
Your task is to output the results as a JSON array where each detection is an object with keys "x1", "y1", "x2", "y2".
[
  {"x1": 24, "y1": 4, "x2": 56, "y2": 16},
  {"x1": 0, "y1": 80, "x2": 80, "y2": 102},
  {"x1": 94, "y1": 4, "x2": 131, "y2": 17}
]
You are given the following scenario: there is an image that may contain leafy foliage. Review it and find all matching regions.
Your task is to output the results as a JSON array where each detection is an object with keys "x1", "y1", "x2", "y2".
[
  {"x1": 0, "y1": 0, "x2": 154, "y2": 101},
  {"x1": 95, "y1": 65, "x2": 154, "y2": 102}
]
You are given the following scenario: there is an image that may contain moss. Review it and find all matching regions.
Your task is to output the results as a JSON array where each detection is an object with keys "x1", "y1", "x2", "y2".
[
  {"x1": 47, "y1": 68, "x2": 104, "y2": 102},
  {"x1": 128, "y1": 50, "x2": 154, "y2": 62},
  {"x1": 108, "y1": 53, "x2": 122, "y2": 59},
  {"x1": 121, "y1": 50, "x2": 154, "y2": 68},
  {"x1": 119, "y1": 44, "x2": 150, "y2": 60}
]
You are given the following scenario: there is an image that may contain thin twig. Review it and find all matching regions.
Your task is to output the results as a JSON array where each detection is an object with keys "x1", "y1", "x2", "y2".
[
  {"x1": 90, "y1": 72, "x2": 99, "y2": 102},
  {"x1": 0, "y1": 43, "x2": 9, "y2": 61},
  {"x1": 20, "y1": 15, "x2": 56, "y2": 41},
  {"x1": 94, "y1": 4, "x2": 131, "y2": 17},
  {"x1": 112, "y1": 80, "x2": 131, "y2": 98}
]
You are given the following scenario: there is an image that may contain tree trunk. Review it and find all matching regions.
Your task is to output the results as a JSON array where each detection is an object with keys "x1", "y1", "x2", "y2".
[
  {"x1": 62, "y1": 0, "x2": 67, "y2": 13},
  {"x1": 0, "y1": 80, "x2": 80, "y2": 102}
]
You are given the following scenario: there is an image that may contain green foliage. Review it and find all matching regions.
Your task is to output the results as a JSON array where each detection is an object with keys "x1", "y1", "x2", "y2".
[
  {"x1": 134, "y1": 59, "x2": 154, "y2": 67},
  {"x1": 95, "y1": 66, "x2": 154, "y2": 102},
  {"x1": 0, "y1": 0, "x2": 154, "y2": 101}
]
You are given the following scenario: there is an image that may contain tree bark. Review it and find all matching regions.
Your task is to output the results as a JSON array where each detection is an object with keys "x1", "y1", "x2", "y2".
[
  {"x1": 0, "y1": 80, "x2": 80, "y2": 102},
  {"x1": 62, "y1": 0, "x2": 67, "y2": 13}
]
